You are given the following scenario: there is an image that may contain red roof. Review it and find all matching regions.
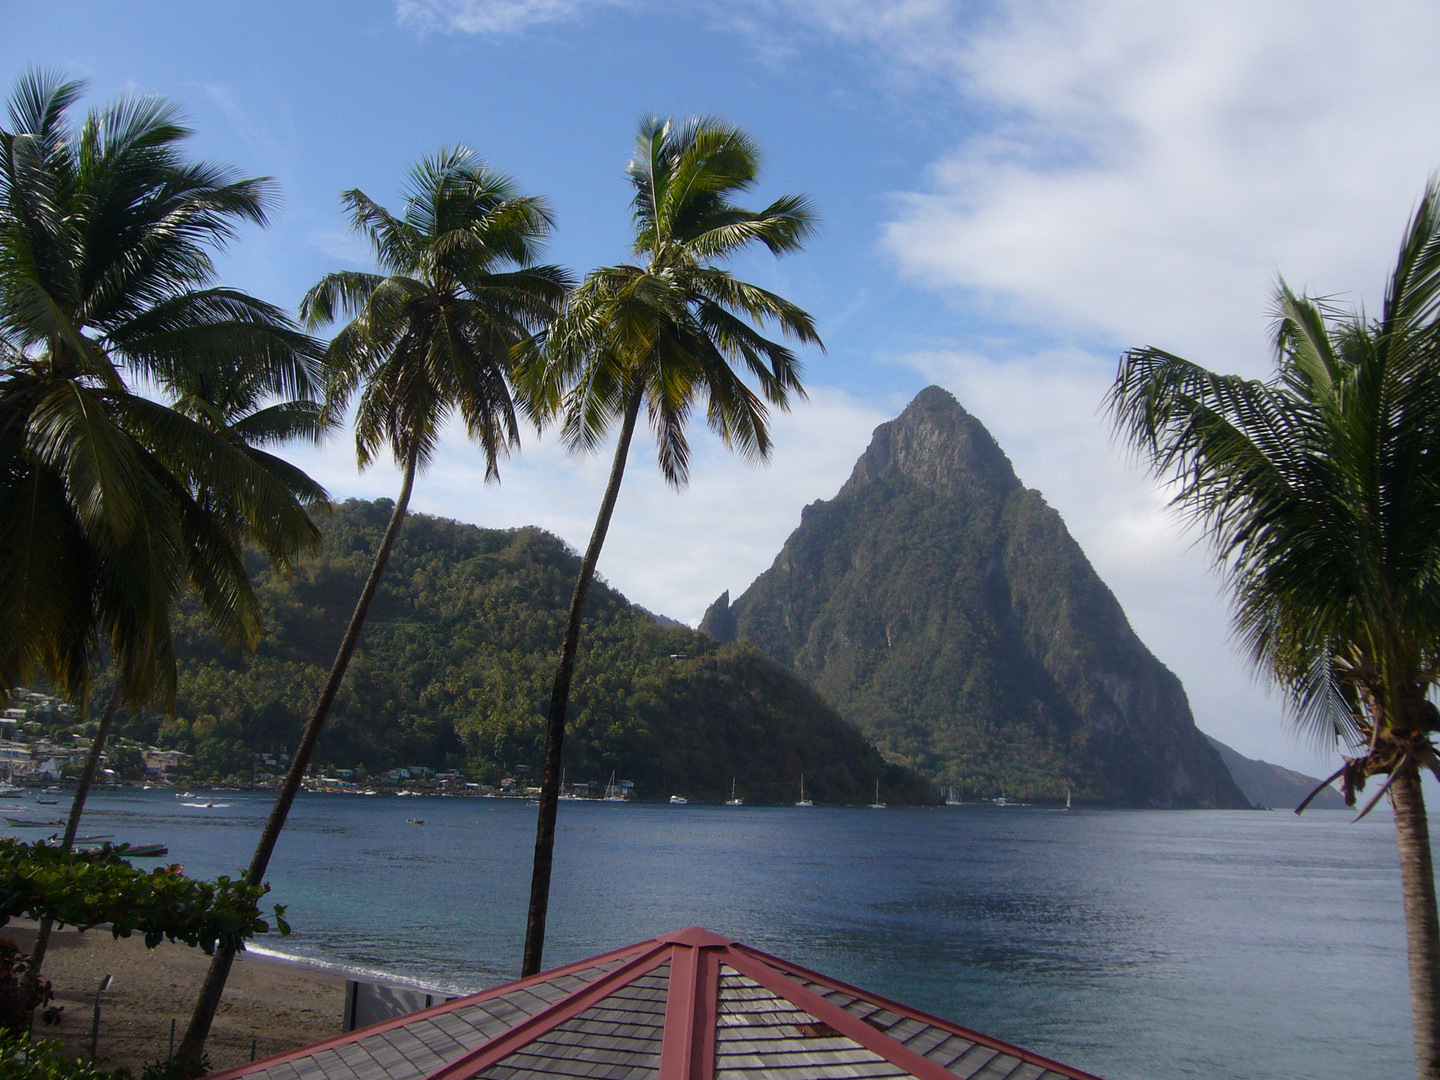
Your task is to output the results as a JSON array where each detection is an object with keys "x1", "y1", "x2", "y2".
[{"x1": 210, "y1": 927, "x2": 1105, "y2": 1080}]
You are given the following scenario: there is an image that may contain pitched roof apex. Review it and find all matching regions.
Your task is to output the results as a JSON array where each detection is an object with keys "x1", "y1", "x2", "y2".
[{"x1": 655, "y1": 925, "x2": 736, "y2": 948}]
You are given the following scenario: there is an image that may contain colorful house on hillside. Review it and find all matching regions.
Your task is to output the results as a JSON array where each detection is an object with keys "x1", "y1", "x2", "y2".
[{"x1": 206, "y1": 926, "x2": 1103, "y2": 1080}]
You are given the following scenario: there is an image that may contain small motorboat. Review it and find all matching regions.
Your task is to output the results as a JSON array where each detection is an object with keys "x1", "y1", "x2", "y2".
[
  {"x1": 36, "y1": 798, "x2": 58, "y2": 805},
  {"x1": 5, "y1": 817, "x2": 62, "y2": 827},
  {"x1": 669, "y1": 795, "x2": 688, "y2": 805},
  {"x1": 181, "y1": 801, "x2": 229, "y2": 808},
  {"x1": 405, "y1": 818, "x2": 425, "y2": 825}
]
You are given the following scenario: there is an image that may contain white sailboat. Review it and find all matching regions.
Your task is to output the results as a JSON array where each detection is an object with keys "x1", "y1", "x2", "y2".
[
  {"x1": 868, "y1": 779, "x2": 885, "y2": 809},
  {"x1": 725, "y1": 778, "x2": 744, "y2": 806},
  {"x1": 603, "y1": 773, "x2": 627, "y2": 802},
  {"x1": 795, "y1": 773, "x2": 813, "y2": 807},
  {"x1": 558, "y1": 768, "x2": 581, "y2": 801}
]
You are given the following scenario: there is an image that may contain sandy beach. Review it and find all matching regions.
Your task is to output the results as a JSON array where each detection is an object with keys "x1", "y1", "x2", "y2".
[{"x1": 1, "y1": 921, "x2": 345, "y2": 1074}]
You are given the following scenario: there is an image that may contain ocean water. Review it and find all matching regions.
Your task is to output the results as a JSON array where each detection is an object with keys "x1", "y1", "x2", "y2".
[{"x1": 10, "y1": 790, "x2": 1415, "y2": 1080}]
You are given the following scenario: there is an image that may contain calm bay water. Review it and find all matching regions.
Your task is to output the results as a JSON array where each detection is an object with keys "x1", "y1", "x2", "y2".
[{"x1": 13, "y1": 790, "x2": 1414, "y2": 1080}]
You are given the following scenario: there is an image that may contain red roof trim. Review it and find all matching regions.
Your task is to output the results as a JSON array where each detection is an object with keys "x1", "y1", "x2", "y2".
[
  {"x1": 429, "y1": 941, "x2": 672, "y2": 1080},
  {"x1": 736, "y1": 944, "x2": 1107, "y2": 1080},
  {"x1": 658, "y1": 939, "x2": 720, "y2": 1080},
  {"x1": 204, "y1": 940, "x2": 652, "y2": 1080}
]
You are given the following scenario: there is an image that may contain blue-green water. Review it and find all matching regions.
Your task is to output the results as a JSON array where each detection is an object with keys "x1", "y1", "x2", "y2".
[{"x1": 8, "y1": 790, "x2": 1414, "y2": 1079}]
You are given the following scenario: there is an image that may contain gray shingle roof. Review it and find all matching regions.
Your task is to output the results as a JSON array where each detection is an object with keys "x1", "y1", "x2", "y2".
[{"x1": 208, "y1": 928, "x2": 1102, "y2": 1080}]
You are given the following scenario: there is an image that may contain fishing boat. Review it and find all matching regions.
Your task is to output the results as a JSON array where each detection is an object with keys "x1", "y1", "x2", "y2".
[
  {"x1": 868, "y1": 779, "x2": 886, "y2": 809},
  {"x1": 5, "y1": 817, "x2": 61, "y2": 827},
  {"x1": 52, "y1": 833, "x2": 113, "y2": 843},
  {"x1": 36, "y1": 797, "x2": 58, "y2": 805},
  {"x1": 724, "y1": 778, "x2": 743, "y2": 806},
  {"x1": 795, "y1": 774, "x2": 813, "y2": 808},
  {"x1": 669, "y1": 795, "x2": 688, "y2": 805},
  {"x1": 121, "y1": 843, "x2": 167, "y2": 857},
  {"x1": 603, "y1": 773, "x2": 627, "y2": 802},
  {"x1": 405, "y1": 818, "x2": 425, "y2": 825}
]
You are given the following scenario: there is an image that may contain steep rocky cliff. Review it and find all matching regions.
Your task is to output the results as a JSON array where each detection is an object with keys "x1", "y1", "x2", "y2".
[{"x1": 701, "y1": 386, "x2": 1249, "y2": 808}]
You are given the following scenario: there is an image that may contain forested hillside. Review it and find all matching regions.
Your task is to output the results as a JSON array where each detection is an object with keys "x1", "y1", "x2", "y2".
[{"x1": 113, "y1": 500, "x2": 934, "y2": 804}]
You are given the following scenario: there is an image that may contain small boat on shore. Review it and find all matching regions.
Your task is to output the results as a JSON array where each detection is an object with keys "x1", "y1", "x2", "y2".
[{"x1": 119, "y1": 843, "x2": 168, "y2": 857}]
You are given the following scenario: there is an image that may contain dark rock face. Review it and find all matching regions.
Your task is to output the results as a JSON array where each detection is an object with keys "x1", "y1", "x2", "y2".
[{"x1": 703, "y1": 386, "x2": 1250, "y2": 808}]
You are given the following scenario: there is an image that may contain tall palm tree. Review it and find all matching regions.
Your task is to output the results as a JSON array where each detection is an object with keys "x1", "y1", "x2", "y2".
[
  {"x1": 1106, "y1": 179, "x2": 1440, "y2": 1080},
  {"x1": 175, "y1": 147, "x2": 569, "y2": 1072},
  {"x1": 517, "y1": 116, "x2": 821, "y2": 976},
  {"x1": 0, "y1": 69, "x2": 328, "y2": 1003}
]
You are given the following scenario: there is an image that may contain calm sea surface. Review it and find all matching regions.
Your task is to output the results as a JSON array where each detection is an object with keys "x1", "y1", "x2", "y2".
[{"x1": 9, "y1": 790, "x2": 1416, "y2": 1080}]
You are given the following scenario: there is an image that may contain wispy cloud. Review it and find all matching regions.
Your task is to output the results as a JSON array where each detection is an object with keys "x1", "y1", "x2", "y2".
[
  {"x1": 804, "y1": 0, "x2": 1440, "y2": 366},
  {"x1": 395, "y1": 0, "x2": 620, "y2": 34}
]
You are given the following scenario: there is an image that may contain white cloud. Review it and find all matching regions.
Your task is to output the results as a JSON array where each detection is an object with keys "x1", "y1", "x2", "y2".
[
  {"x1": 861, "y1": 0, "x2": 1440, "y2": 367},
  {"x1": 395, "y1": 0, "x2": 618, "y2": 34}
]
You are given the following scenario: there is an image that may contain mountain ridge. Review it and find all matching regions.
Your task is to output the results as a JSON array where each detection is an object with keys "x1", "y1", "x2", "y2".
[{"x1": 703, "y1": 386, "x2": 1250, "y2": 808}]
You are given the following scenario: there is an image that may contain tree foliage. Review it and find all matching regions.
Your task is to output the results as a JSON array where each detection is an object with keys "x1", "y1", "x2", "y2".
[{"x1": 0, "y1": 839, "x2": 285, "y2": 954}]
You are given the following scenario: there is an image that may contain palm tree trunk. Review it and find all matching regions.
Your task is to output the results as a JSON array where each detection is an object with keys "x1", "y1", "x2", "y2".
[
  {"x1": 20, "y1": 687, "x2": 120, "y2": 1011},
  {"x1": 521, "y1": 386, "x2": 644, "y2": 977},
  {"x1": 1391, "y1": 761, "x2": 1440, "y2": 1080},
  {"x1": 174, "y1": 447, "x2": 420, "y2": 1076}
]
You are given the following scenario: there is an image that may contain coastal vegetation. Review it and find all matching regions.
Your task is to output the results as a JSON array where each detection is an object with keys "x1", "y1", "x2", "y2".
[
  {"x1": 517, "y1": 116, "x2": 822, "y2": 975},
  {"x1": 175, "y1": 151, "x2": 568, "y2": 1069},
  {"x1": 1108, "y1": 179, "x2": 1440, "y2": 1080}
]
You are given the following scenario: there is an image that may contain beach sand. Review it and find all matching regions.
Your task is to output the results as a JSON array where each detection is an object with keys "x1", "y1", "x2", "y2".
[{"x1": 1, "y1": 921, "x2": 345, "y2": 1074}]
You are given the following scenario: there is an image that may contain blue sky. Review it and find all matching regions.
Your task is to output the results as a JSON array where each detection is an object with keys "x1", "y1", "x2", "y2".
[{"x1": 9, "y1": 1, "x2": 1440, "y2": 774}]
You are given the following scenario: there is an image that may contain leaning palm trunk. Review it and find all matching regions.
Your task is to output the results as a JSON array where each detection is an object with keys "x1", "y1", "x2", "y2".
[
  {"x1": 175, "y1": 448, "x2": 420, "y2": 1074},
  {"x1": 522, "y1": 388, "x2": 643, "y2": 977},
  {"x1": 19, "y1": 689, "x2": 121, "y2": 1010},
  {"x1": 1390, "y1": 764, "x2": 1440, "y2": 1079}
]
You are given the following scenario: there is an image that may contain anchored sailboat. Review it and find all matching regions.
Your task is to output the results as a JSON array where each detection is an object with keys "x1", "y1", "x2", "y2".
[
  {"x1": 725, "y1": 778, "x2": 743, "y2": 806},
  {"x1": 795, "y1": 773, "x2": 813, "y2": 807},
  {"x1": 603, "y1": 773, "x2": 627, "y2": 802},
  {"x1": 869, "y1": 779, "x2": 885, "y2": 809}
]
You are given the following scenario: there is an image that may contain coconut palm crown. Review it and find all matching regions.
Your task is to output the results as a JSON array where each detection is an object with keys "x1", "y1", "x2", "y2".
[
  {"x1": 0, "y1": 68, "x2": 327, "y2": 711},
  {"x1": 303, "y1": 146, "x2": 570, "y2": 476},
  {"x1": 1106, "y1": 178, "x2": 1440, "y2": 1079},
  {"x1": 517, "y1": 116, "x2": 822, "y2": 977},
  {"x1": 527, "y1": 115, "x2": 821, "y2": 485}
]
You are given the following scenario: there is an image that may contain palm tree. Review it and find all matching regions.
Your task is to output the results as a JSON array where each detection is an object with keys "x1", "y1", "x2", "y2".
[
  {"x1": 1106, "y1": 179, "x2": 1440, "y2": 1080},
  {"x1": 517, "y1": 116, "x2": 821, "y2": 976},
  {"x1": 175, "y1": 147, "x2": 568, "y2": 1072},
  {"x1": 0, "y1": 69, "x2": 328, "y2": 1003}
]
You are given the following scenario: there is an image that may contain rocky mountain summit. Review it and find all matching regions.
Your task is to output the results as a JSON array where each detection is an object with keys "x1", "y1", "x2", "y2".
[{"x1": 702, "y1": 386, "x2": 1250, "y2": 808}]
